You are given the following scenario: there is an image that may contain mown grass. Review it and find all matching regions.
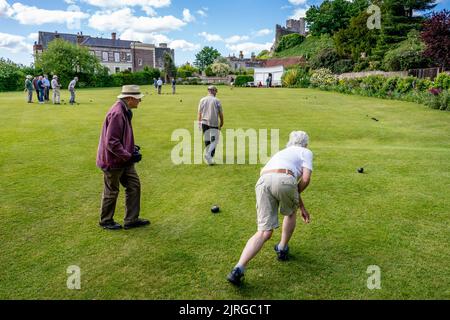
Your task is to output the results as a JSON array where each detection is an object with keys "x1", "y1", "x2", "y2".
[{"x1": 0, "y1": 86, "x2": 449, "y2": 300}]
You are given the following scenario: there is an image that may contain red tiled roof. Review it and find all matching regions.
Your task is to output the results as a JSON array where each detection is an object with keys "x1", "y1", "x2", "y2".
[{"x1": 263, "y1": 56, "x2": 307, "y2": 68}]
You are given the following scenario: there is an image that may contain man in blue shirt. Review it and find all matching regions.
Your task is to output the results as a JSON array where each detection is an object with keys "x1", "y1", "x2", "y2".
[
  {"x1": 37, "y1": 76, "x2": 45, "y2": 104},
  {"x1": 43, "y1": 75, "x2": 51, "y2": 101}
]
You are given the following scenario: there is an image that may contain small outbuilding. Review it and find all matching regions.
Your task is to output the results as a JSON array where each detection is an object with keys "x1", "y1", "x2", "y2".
[{"x1": 254, "y1": 65, "x2": 284, "y2": 87}]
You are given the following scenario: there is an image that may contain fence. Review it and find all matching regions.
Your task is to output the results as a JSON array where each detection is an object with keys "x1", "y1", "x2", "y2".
[{"x1": 408, "y1": 67, "x2": 444, "y2": 80}]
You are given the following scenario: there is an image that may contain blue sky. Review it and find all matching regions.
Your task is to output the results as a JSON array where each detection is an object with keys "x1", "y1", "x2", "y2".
[{"x1": 0, "y1": 0, "x2": 449, "y2": 66}]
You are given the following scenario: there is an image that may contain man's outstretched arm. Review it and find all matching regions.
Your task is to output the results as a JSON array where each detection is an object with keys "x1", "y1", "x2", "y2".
[{"x1": 298, "y1": 168, "x2": 312, "y2": 224}]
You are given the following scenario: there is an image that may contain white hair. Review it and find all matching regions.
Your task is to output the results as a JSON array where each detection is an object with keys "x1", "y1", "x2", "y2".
[{"x1": 286, "y1": 131, "x2": 309, "y2": 148}]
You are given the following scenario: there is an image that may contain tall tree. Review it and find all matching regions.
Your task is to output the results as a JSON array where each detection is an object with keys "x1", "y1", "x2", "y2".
[
  {"x1": 422, "y1": 10, "x2": 450, "y2": 69},
  {"x1": 35, "y1": 39, "x2": 102, "y2": 86},
  {"x1": 306, "y1": 0, "x2": 370, "y2": 36},
  {"x1": 194, "y1": 47, "x2": 221, "y2": 72},
  {"x1": 163, "y1": 52, "x2": 177, "y2": 82},
  {"x1": 378, "y1": 0, "x2": 437, "y2": 47},
  {"x1": 334, "y1": 11, "x2": 381, "y2": 61}
]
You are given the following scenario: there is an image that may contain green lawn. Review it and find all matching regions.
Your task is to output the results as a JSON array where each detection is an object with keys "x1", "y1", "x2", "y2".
[{"x1": 0, "y1": 86, "x2": 449, "y2": 300}]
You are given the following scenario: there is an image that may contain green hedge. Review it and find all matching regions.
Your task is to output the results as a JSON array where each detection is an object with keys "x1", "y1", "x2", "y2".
[
  {"x1": 1, "y1": 57, "x2": 160, "y2": 92},
  {"x1": 234, "y1": 75, "x2": 254, "y2": 87}
]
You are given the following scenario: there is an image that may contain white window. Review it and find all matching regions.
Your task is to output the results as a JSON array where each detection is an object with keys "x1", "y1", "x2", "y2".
[
  {"x1": 138, "y1": 58, "x2": 143, "y2": 66},
  {"x1": 102, "y1": 52, "x2": 108, "y2": 62},
  {"x1": 126, "y1": 53, "x2": 132, "y2": 62},
  {"x1": 114, "y1": 52, "x2": 120, "y2": 63},
  {"x1": 90, "y1": 51, "x2": 95, "y2": 56}
]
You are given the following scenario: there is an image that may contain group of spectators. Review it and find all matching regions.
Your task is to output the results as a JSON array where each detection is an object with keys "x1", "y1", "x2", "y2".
[{"x1": 24, "y1": 75, "x2": 79, "y2": 105}]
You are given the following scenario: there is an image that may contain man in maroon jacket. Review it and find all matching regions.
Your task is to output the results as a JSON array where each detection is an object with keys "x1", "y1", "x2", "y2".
[{"x1": 96, "y1": 85, "x2": 150, "y2": 231}]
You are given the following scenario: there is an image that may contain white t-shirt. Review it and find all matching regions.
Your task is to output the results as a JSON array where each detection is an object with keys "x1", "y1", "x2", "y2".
[
  {"x1": 157, "y1": 80, "x2": 163, "y2": 86},
  {"x1": 262, "y1": 146, "x2": 313, "y2": 180}
]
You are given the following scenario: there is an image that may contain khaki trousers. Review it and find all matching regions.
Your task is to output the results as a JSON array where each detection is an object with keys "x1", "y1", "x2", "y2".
[
  {"x1": 53, "y1": 89, "x2": 60, "y2": 104},
  {"x1": 100, "y1": 165, "x2": 141, "y2": 225}
]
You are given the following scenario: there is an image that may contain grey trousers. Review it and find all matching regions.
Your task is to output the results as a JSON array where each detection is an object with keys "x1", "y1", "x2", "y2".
[
  {"x1": 27, "y1": 89, "x2": 32, "y2": 102},
  {"x1": 100, "y1": 165, "x2": 141, "y2": 225},
  {"x1": 69, "y1": 90, "x2": 75, "y2": 104}
]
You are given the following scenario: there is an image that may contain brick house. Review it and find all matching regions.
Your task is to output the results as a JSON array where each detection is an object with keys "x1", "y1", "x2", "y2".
[{"x1": 33, "y1": 31, "x2": 175, "y2": 73}]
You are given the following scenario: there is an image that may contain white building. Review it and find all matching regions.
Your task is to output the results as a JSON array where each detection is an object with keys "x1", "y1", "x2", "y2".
[{"x1": 254, "y1": 66, "x2": 284, "y2": 87}]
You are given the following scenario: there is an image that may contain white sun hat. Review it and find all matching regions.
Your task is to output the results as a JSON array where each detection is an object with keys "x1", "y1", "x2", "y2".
[{"x1": 117, "y1": 85, "x2": 145, "y2": 99}]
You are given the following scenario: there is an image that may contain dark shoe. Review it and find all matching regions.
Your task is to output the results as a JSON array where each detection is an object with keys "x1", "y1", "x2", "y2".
[
  {"x1": 227, "y1": 267, "x2": 244, "y2": 286},
  {"x1": 99, "y1": 221, "x2": 122, "y2": 230},
  {"x1": 274, "y1": 244, "x2": 289, "y2": 261},
  {"x1": 124, "y1": 219, "x2": 151, "y2": 230}
]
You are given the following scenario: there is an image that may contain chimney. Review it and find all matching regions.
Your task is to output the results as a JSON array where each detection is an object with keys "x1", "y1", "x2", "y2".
[
  {"x1": 77, "y1": 32, "x2": 84, "y2": 44},
  {"x1": 55, "y1": 31, "x2": 60, "y2": 39},
  {"x1": 239, "y1": 51, "x2": 244, "y2": 60},
  {"x1": 112, "y1": 32, "x2": 117, "y2": 41}
]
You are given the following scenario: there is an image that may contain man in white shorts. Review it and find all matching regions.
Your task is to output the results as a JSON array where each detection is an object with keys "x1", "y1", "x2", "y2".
[{"x1": 227, "y1": 131, "x2": 313, "y2": 285}]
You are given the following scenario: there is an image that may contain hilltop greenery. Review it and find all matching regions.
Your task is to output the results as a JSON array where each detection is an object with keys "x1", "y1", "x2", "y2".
[{"x1": 265, "y1": 1, "x2": 446, "y2": 74}]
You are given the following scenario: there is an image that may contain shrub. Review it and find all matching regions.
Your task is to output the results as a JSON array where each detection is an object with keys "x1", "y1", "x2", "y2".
[
  {"x1": 211, "y1": 62, "x2": 231, "y2": 77},
  {"x1": 310, "y1": 68, "x2": 337, "y2": 88},
  {"x1": 413, "y1": 78, "x2": 433, "y2": 91},
  {"x1": 439, "y1": 90, "x2": 450, "y2": 110},
  {"x1": 282, "y1": 68, "x2": 311, "y2": 88},
  {"x1": 380, "y1": 77, "x2": 399, "y2": 96},
  {"x1": 234, "y1": 75, "x2": 254, "y2": 87},
  {"x1": 310, "y1": 48, "x2": 340, "y2": 72},
  {"x1": 434, "y1": 73, "x2": 450, "y2": 90},
  {"x1": 360, "y1": 76, "x2": 385, "y2": 96},
  {"x1": 382, "y1": 30, "x2": 429, "y2": 71},
  {"x1": 275, "y1": 34, "x2": 306, "y2": 52},
  {"x1": 353, "y1": 60, "x2": 370, "y2": 72},
  {"x1": 333, "y1": 59, "x2": 354, "y2": 74},
  {"x1": 395, "y1": 77, "x2": 416, "y2": 94},
  {"x1": 205, "y1": 66, "x2": 215, "y2": 77}
]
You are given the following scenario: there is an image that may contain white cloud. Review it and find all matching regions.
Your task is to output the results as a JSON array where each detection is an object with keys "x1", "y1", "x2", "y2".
[
  {"x1": 225, "y1": 35, "x2": 250, "y2": 44},
  {"x1": 255, "y1": 29, "x2": 271, "y2": 37},
  {"x1": 182, "y1": 8, "x2": 195, "y2": 22},
  {"x1": 120, "y1": 29, "x2": 170, "y2": 44},
  {"x1": 196, "y1": 9, "x2": 207, "y2": 17},
  {"x1": 288, "y1": 0, "x2": 307, "y2": 5},
  {"x1": 226, "y1": 42, "x2": 273, "y2": 56},
  {"x1": 290, "y1": 7, "x2": 308, "y2": 19},
  {"x1": 82, "y1": 0, "x2": 171, "y2": 9},
  {"x1": 198, "y1": 32, "x2": 222, "y2": 42},
  {"x1": 0, "y1": 0, "x2": 13, "y2": 17},
  {"x1": 119, "y1": 29, "x2": 198, "y2": 52},
  {"x1": 10, "y1": 3, "x2": 89, "y2": 25},
  {"x1": 169, "y1": 39, "x2": 199, "y2": 51},
  {"x1": 89, "y1": 8, "x2": 186, "y2": 33},
  {"x1": 142, "y1": 6, "x2": 157, "y2": 16},
  {"x1": 64, "y1": 0, "x2": 76, "y2": 4},
  {"x1": 0, "y1": 32, "x2": 32, "y2": 53},
  {"x1": 27, "y1": 32, "x2": 38, "y2": 41}
]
